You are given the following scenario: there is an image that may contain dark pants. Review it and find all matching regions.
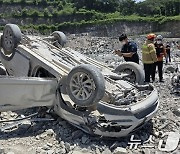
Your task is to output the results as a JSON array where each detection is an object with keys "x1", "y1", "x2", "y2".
[
  {"x1": 166, "y1": 51, "x2": 171, "y2": 63},
  {"x1": 152, "y1": 61, "x2": 163, "y2": 81},
  {"x1": 125, "y1": 58, "x2": 139, "y2": 64},
  {"x1": 144, "y1": 63, "x2": 154, "y2": 82}
]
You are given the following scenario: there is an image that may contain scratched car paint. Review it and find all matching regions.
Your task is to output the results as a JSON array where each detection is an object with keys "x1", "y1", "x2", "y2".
[{"x1": 0, "y1": 24, "x2": 159, "y2": 137}]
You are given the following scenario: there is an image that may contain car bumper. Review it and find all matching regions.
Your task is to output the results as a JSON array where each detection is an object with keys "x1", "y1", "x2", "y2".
[
  {"x1": 94, "y1": 99, "x2": 159, "y2": 137},
  {"x1": 57, "y1": 85, "x2": 159, "y2": 137},
  {"x1": 93, "y1": 86, "x2": 159, "y2": 137}
]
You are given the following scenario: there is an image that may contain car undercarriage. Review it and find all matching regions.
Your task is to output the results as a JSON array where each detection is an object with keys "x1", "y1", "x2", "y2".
[{"x1": 0, "y1": 24, "x2": 159, "y2": 137}]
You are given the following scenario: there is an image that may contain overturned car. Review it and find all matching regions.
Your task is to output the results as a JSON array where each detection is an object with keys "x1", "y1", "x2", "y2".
[{"x1": 0, "y1": 24, "x2": 159, "y2": 137}]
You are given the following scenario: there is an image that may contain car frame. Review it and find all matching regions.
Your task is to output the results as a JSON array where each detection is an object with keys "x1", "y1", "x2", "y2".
[{"x1": 0, "y1": 24, "x2": 159, "y2": 137}]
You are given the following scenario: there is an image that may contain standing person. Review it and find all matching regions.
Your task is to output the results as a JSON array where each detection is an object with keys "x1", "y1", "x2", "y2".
[
  {"x1": 114, "y1": 34, "x2": 139, "y2": 64},
  {"x1": 165, "y1": 41, "x2": 171, "y2": 63},
  {"x1": 152, "y1": 35, "x2": 167, "y2": 82},
  {"x1": 176, "y1": 41, "x2": 180, "y2": 50},
  {"x1": 142, "y1": 34, "x2": 157, "y2": 83},
  {"x1": 172, "y1": 41, "x2": 176, "y2": 48}
]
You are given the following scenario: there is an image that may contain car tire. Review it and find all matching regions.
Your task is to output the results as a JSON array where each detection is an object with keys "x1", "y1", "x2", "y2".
[
  {"x1": 114, "y1": 62, "x2": 145, "y2": 84},
  {"x1": 51, "y1": 31, "x2": 67, "y2": 47},
  {"x1": 66, "y1": 64, "x2": 105, "y2": 107},
  {"x1": 1, "y1": 24, "x2": 22, "y2": 56}
]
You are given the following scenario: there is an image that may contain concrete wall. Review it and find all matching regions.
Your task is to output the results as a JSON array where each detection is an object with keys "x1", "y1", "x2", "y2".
[
  {"x1": 63, "y1": 21, "x2": 180, "y2": 38},
  {"x1": 0, "y1": 17, "x2": 179, "y2": 37}
]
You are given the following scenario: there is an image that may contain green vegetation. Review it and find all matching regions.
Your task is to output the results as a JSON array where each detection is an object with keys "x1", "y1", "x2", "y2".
[
  {"x1": 15, "y1": 15, "x2": 178, "y2": 34},
  {"x1": 0, "y1": 0, "x2": 179, "y2": 33}
]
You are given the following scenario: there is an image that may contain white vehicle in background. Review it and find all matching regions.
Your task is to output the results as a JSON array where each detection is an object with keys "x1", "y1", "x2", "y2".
[{"x1": 0, "y1": 24, "x2": 159, "y2": 137}]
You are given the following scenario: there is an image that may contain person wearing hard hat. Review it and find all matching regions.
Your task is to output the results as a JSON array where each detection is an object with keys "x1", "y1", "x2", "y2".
[
  {"x1": 142, "y1": 34, "x2": 157, "y2": 83},
  {"x1": 152, "y1": 35, "x2": 167, "y2": 82},
  {"x1": 114, "y1": 34, "x2": 139, "y2": 64}
]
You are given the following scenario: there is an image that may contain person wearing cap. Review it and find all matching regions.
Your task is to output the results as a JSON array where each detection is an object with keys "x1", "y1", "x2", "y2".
[
  {"x1": 114, "y1": 34, "x2": 139, "y2": 64},
  {"x1": 142, "y1": 33, "x2": 157, "y2": 83},
  {"x1": 152, "y1": 35, "x2": 167, "y2": 82}
]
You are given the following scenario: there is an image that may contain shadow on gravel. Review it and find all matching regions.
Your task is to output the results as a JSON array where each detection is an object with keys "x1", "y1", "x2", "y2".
[
  {"x1": 0, "y1": 107, "x2": 56, "y2": 139},
  {"x1": 53, "y1": 119, "x2": 154, "y2": 151},
  {"x1": 0, "y1": 106, "x2": 154, "y2": 151}
]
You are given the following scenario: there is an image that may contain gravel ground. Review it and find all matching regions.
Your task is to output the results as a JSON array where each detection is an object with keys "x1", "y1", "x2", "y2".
[{"x1": 0, "y1": 33, "x2": 180, "y2": 154}]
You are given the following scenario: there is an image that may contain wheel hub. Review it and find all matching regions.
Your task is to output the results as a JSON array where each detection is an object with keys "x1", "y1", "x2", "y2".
[
  {"x1": 70, "y1": 72, "x2": 95, "y2": 100},
  {"x1": 4, "y1": 28, "x2": 14, "y2": 50}
]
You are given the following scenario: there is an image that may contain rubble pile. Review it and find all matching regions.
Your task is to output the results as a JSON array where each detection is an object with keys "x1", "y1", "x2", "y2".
[{"x1": 0, "y1": 33, "x2": 179, "y2": 154}]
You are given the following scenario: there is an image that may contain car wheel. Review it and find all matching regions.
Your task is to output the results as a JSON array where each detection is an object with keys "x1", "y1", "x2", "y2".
[
  {"x1": 2, "y1": 24, "x2": 21, "y2": 55},
  {"x1": 51, "y1": 31, "x2": 67, "y2": 47},
  {"x1": 66, "y1": 64, "x2": 105, "y2": 107},
  {"x1": 114, "y1": 62, "x2": 145, "y2": 84}
]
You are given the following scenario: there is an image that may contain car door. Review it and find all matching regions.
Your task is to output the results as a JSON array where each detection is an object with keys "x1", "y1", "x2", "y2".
[
  {"x1": 0, "y1": 49, "x2": 30, "y2": 77},
  {"x1": 0, "y1": 76, "x2": 57, "y2": 112}
]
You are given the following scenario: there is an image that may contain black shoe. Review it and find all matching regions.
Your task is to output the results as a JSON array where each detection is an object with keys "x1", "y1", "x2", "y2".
[
  {"x1": 159, "y1": 79, "x2": 164, "y2": 82},
  {"x1": 149, "y1": 79, "x2": 154, "y2": 83},
  {"x1": 144, "y1": 81, "x2": 150, "y2": 84}
]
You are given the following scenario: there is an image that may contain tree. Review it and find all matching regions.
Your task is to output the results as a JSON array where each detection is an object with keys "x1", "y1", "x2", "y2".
[
  {"x1": 72, "y1": 0, "x2": 119, "y2": 12},
  {"x1": 33, "y1": 0, "x2": 38, "y2": 5},
  {"x1": 136, "y1": 0, "x2": 180, "y2": 16},
  {"x1": 119, "y1": 0, "x2": 136, "y2": 15},
  {"x1": 40, "y1": 0, "x2": 48, "y2": 6},
  {"x1": 52, "y1": 10, "x2": 59, "y2": 18},
  {"x1": 22, "y1": 9, "x2": 28, "y2": 17},
  {"x1": 44, "y1": 8, "x2": 50, "y2": 17},
  {"x1": 31, "y1": 10, "x2": 39, "y2": 18},
  {"x1": 20, "y1": 0, "x2": 26, "y2": 5}
]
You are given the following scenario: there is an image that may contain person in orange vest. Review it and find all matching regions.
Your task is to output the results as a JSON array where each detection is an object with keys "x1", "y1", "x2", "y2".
[
  {"x1": 142, "y1": 34, "x2": 157, "y2": 83},
  {"x1": 152, "y1": 35, "x2": 167, "y2": 82}
]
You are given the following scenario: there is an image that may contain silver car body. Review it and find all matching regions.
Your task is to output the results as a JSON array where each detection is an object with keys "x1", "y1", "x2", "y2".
[{"x1": 0, "y1": 28, "x2": 159, "y2": 137}]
